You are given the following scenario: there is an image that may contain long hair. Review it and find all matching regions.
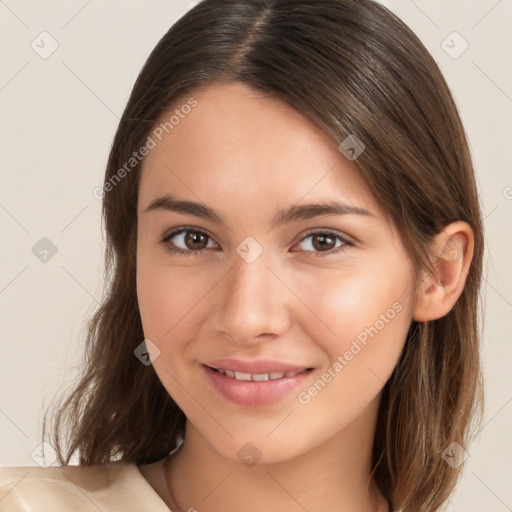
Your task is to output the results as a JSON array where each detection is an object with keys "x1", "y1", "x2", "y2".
[{"x1": 43, "y1": 1, "x2": 484, "y2": 510}]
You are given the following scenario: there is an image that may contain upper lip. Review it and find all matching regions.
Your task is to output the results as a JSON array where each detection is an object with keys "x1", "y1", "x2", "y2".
[{"x1": 203, "y1": 358, "x2": 312, "y2": 374}]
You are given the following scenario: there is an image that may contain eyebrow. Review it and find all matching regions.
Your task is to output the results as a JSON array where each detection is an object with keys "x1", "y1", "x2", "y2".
[{"x1": 142, "y1": 194, "x2": 374, "y2": 227}]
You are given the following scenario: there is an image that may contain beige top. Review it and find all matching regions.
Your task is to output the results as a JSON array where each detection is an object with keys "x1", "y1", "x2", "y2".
[{"x1": 0, "y1": 461, "x2": 173, "y2": 512}]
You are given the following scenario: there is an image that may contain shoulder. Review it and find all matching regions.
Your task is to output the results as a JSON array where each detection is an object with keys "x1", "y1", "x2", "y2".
[
  {"x1": 0, "y1": 459, "x2": 130, "y2": 484},
  {"x1": 0, "y1": 461, "x2": 170, "y2": 511}
]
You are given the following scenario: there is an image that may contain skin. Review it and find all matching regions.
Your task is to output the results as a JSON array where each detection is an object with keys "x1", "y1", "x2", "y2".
[{"x1": 135, "y1": 82, "x2": 474, "y2": 512}]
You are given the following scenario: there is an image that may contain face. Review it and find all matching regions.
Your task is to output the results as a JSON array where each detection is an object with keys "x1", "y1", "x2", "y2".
[{"x1": 136, "y1": 81, "x2": 416, "y2": 464}]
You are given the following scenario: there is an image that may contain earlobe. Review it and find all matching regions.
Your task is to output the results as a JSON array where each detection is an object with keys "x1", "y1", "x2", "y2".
[{"x1": 413, "y1": 221, "x2": 474, "y2": 322}]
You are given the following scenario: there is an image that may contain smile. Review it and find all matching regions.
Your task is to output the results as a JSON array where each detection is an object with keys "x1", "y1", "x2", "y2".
[
  {"x1": 211, "y1": 367, "x2": 305, "y2": 381},
  {"x1": 203, "y1": 364, "x2": 315, "y2": 407}
]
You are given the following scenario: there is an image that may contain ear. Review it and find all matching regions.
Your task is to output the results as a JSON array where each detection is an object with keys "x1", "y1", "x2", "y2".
[{"x1": 413, "y1": 221, "x2": 474, "y2": 322}]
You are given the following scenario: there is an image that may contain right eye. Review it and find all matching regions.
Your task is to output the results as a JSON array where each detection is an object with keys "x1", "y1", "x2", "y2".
[{"x1": 161, "y1": 228, "x2": 219, "y2": 256}]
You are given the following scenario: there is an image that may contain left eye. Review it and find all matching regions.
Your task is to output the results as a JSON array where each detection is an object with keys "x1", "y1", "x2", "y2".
[{"x1": 294, "y1": 232, "x2": 347, "y2": 254}]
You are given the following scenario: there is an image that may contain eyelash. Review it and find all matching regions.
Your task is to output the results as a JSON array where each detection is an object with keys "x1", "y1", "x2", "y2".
[{"x1": 161, "y1": 227, "x2": 352, "y2": 258}]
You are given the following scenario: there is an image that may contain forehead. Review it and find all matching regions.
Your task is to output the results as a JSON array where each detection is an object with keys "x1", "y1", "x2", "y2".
[{"x1": 138, "y1": 81, "x2": 377, "y2": 216}]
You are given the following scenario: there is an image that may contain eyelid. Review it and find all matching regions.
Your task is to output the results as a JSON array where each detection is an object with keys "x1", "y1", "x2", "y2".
[
  {"x1": 289, "y1": 228, "x2": 352, "y2": 257},
  {"x1": 162, "y1": 226, "x2": 220, "y2": 249},
  {"x1": 295, "y1": 227, "x2": 354, "y2": 246}
]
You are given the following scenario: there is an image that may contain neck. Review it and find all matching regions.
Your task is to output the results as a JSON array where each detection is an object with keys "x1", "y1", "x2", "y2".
[{"x1": 164, "y1": 396, "x2": 388, "y2": 512}]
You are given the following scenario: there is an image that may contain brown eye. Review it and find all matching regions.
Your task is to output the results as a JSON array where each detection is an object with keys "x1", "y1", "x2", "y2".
[
  {"x1": 163, "y1": 229, "x2": 218, "y2": 254},
  {"x1": 311, "y1": 234, "x2": 337, "y2": 251},
  {"x1": 184, "y1": 231, "x2": 209, "y2": 250},
  {"x1": 294, "y1": 231, "x2": 349, "y2": 256}
]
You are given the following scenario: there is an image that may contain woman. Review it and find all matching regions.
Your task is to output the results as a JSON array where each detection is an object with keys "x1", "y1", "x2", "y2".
[{"x1": 0, "y1": 0, "x2": 484, "y2": 510}]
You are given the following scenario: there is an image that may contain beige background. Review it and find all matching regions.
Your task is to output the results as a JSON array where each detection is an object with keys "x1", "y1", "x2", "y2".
[{"x1": 1, "y1": 0, "x2": 511, "y2": 509}]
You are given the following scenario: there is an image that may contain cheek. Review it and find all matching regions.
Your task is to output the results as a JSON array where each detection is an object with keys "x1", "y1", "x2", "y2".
[
  {"x1": 292, "y1": 295, "x2": 409, "y2": 437},
  {"x1": 136, "y1": 258, "x2": 210, "y2": 344},
  {"x1": 303, "y1": 266, "x2": 412, "y2": 380},
  {"x1": 136, "y1": 264, "x2": 211, "y2": 405}
]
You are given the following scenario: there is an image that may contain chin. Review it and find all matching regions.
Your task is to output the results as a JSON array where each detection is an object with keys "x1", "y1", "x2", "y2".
[{"x1": 197, "y1": 423, "x2": 325, "y2": 467}]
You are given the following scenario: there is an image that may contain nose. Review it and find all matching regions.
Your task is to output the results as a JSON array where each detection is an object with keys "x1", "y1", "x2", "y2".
[{"x1": 211, "y1": 248, "x2": 291, "y2": 345}]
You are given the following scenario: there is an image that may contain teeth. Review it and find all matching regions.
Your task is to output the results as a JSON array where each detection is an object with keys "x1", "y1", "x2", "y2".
[
  {"x1": 252, "y1": 373, "x2": 269, "y2": 381},
  {"x1": 215, "y1": 368, "x2": 302, "y2": 381},
  {"x1": 234, "y1": 371, "x2": 252, "y2": 381}
]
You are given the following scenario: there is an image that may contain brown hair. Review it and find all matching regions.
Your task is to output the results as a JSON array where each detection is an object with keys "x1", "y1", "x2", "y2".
[{"x1": 43, "y1": 0, "x2": 484, "y2": 509}]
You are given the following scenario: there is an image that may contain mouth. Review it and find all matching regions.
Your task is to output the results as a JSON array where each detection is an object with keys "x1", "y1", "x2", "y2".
[
  {"x1": 204, "y1": 365, "x2": 314, "y2": 382},
  {"x1": 202, "y1": 364, "x2": 315, "y2": 407}
]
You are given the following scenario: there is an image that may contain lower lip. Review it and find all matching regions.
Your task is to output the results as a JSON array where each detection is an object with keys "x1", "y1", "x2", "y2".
[{"x1": 203, "y1": 365, "x2": 313, "y2": 407}]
